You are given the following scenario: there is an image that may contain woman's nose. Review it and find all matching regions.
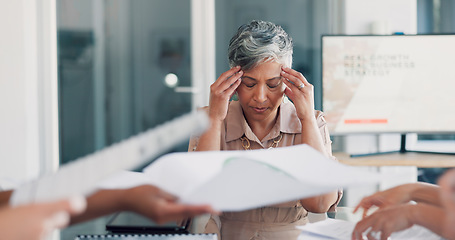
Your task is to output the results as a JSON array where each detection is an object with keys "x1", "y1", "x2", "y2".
[{"x1": 253, "y1": 85, "x2": 267, "y2": 103}]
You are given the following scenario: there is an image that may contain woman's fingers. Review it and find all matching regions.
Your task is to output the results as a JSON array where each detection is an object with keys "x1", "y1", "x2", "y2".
[
  {"x1": 280, "y1": 67, "x2": 315, "y2": 121},
  {"x1": 213, "y1": 66, "x2": 241, "y2": 88},
  {"x1": 281, "y1": 70, "x2": 302, "y2": 90},
  {"x1": 227, "y1": 76, "x2": 242, "y2": 98},
  {"x1": 281, "y1": 67, "x2": 310, "y2": 87},
  {"x1": 219, "y1": 70, "x2": 243, "y2": 93},
  {"x1": 282, "y1": 75, "x2": 298, "y2": 90},
  {"x1": 208, "y1": 67, "x2": 242, "y2": 121},
  {"x1": 211, "y1": 67, "x2": 242, "y2": 97}
]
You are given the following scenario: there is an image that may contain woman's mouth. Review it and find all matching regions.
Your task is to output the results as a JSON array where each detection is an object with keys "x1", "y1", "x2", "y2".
[{"x1": 251, "y1": 107, "x2": 268, "y2": 113}]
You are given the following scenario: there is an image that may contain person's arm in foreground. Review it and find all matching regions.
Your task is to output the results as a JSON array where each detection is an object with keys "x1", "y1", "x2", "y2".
[
  {"x1": 0, "y1": 190, "x2": 13, "y2": 207},
  {"x1": 354, "y1": 182, "x2": 442, "y2": 218},
  {"x1": 196, "y1": 66, "x2": 243, "y2": 151},
  {"x1": 438, "y1": 169, "x2": 455, "y2": 239},
  {"x1": 70, "y1": 185, "x2": 215, "y2": 225},
  {"x1": 281, "y1": 67, "x2": 338, "y2": 213},
  {"x1": 0, "y1": 196, "x2": 86, "y2": 240},
  {"x1": 352, "y1": 203, "x2": 446, "y2": 240}
]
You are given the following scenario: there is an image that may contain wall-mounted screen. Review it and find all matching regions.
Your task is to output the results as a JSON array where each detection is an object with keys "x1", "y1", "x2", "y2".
[{"x1": 322, "y1": 34, "x2": 455, "y2": 135}]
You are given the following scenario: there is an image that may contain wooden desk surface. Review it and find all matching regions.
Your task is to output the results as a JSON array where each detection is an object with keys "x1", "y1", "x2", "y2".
[{"x1": 335, "y1": 152, "x2": 455, "y2": 168}]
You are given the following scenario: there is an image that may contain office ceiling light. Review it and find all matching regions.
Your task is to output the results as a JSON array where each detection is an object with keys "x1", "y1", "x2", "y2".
[{"x1": 164, "y1": 73, "x2": 178, "y2": 88}]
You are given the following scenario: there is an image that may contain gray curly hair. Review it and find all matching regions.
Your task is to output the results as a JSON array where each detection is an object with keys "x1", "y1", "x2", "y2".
[{"x1": 228, "y1": 20, "x2": 293, "y2": 71}]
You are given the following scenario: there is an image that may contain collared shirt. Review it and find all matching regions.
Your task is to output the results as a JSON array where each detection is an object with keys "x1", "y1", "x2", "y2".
[
  {"x1": 189, "y1": 100, "x2": 342, "y2": 240},
  {"x1": 190, "y1": 100, "x2": 335, "y2": 159}
]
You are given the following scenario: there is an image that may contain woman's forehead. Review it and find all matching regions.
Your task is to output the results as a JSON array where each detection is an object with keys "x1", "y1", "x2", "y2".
[{"x1": 243, "y1": 61, "x2": 282, "y2": 79}]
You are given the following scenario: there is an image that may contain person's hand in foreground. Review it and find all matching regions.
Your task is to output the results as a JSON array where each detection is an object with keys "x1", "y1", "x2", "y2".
[
  {"x1": 353, "y1": 185, "x2": 414, "y2": 219},
  {"x1": 0, "y1": 196, "x2": 86, "y2": 240},
  {"x1": 71, "y1": 185, "x2": 216, "y2": 225},
  {"x1": 439, "y1": 169, "x2": 455, "y2": 239},
  {"x1": 352, "y1": 204, "x2": 414, "y2": 240},
  {"x1": 352, "y1": 176, "x2": 450, "y2": 240},
  {"x1": 122, "y1": 185, "x2": 217, "y2": 224},
  {"x1": 351, "y1": 202, "x2": 445, "y2": 240},
  {"x1": 353, "y1": 182, "x2": 440, "y2": 218}
]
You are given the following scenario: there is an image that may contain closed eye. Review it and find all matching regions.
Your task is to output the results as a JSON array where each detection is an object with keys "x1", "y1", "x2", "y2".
[
  {"x1": 267, "y1": 78, "x2": 282, "y2": 88},
  {"x1": 241, "y1": 79, "x2": 256, "y2": 88}
]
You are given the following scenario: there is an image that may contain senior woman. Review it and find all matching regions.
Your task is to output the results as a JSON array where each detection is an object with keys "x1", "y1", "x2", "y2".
[{"x1": 189, "y1": 20, "x2": 340, "y2": 239}]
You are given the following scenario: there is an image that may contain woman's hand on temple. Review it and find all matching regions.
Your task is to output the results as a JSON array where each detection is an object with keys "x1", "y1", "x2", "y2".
[
  {"x1": 281, "y1": 67, "x2": 315, "y2": 121},
  {"x1": 208, "y1": 66, "x2": 243, "y2": 123},
  {"x1": 195, "y1": 67, "x2": 241, "y2": 151}
]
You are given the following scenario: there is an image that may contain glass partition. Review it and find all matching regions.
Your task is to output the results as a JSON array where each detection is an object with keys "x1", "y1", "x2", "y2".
[{"x1": 57, "y1": 0, "x2": 192, "y2": 164}]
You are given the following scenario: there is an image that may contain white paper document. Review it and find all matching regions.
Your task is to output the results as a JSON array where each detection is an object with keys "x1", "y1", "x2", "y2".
[
  {"x1": 10, "y1": 112, "x2": 208, "y2": 206},
  {"x1": 298, "y1": 218, "x2": 442, "y2": 240},
  {"x1": 143, "y1": 144, "x2": 384, "y2": 211},
  {"x1": 96, "y1": 171, "x2": 154, "y2": 190}
]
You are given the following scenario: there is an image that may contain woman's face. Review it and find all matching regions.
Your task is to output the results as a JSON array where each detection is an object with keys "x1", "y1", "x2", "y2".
[{"x1": 237, "y1": 61, "x2": 286, "y2": 124}]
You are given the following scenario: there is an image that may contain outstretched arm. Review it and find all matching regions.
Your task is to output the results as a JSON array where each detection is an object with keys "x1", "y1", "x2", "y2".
[
  {"x1": 70, "y1": 185, "x2": 215, "y2": 225},
  {"x1": 1, "y1": 185, "x2": 213, "y2": 226}
]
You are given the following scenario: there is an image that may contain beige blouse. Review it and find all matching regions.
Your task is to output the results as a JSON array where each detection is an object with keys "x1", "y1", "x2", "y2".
[
  {"x1": 188, "y1": 100, "x2": 341, "y2": 240},
  {"x1": 189, "y1": 100, "x2": 335, "y2": 155}
]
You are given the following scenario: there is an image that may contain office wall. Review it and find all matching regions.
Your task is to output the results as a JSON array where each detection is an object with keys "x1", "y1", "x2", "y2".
[
  {"x1": 0, "y1": 0, "x2": 58, "y2": 189},
  {"x1": 339, "y1": 0, "x2": 418, "y2": 207},
  {"x1": 344, "y1": 0, "x2": 417, "y2": 34},
  {"x1": 57, "y1": 1, "x2": 195, "y2": 163},
  {"x1": 341, "y1": 0, "x2": 417, "y2": 155},
  {"x1": 0, "y1": 1, "x2": 40, "y2": 188}
]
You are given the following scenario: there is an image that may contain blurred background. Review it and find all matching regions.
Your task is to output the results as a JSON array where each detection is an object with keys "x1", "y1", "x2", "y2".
[
  {"x1": 1, "y1": 0, "x2": 454, "y2": 221},
  {"x1": 1, "y1": 0, "x2": 454, "y2": 238}
]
